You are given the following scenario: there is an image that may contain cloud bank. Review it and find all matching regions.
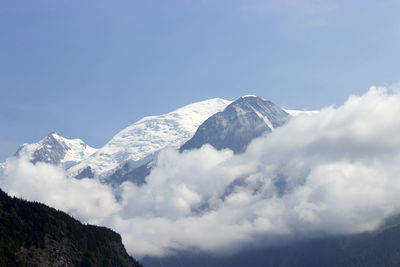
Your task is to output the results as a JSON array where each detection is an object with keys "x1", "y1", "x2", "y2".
[
  {"x1": 2, "y1": 86, "x2": 400, "y2": 258},
  {"x1": 0, "y1": 157, "x2": 120, "y2": 223}
]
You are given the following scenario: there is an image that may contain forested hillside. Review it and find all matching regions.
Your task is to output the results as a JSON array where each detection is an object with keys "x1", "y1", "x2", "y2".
[{"x1": 0, "y1": 188, "x2": 143, "y2": 267}]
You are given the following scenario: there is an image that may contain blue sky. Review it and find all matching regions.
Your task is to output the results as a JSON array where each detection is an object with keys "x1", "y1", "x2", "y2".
[{"x1": 1, "y1": 0, "x2": 400, "y2": 160}]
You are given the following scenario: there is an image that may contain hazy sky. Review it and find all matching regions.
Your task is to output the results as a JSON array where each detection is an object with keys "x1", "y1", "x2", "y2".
[{"x1": 1, "y1": 0, "x2": 400, "y2": 160}]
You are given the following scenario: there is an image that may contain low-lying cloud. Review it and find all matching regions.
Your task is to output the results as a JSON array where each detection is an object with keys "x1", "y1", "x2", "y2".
[
  {"x1": 0, "y1": 157, "x2": 120, "y2": 222},
  {"x1": 2, "y1": 86, "x2": 400, "y2": 258}
]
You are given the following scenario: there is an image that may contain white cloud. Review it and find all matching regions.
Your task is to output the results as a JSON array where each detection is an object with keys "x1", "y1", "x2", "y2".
[
  {"x1": 0, "y1": 157, "x2": 120, "y2": 223},
  {"x1": 2, "y1": 86, "x2": 400, "y2": 258}
]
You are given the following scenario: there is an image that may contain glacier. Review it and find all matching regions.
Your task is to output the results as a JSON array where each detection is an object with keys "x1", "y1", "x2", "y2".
[{"x1": 68, "y1": 98, "x2": 232, "y2": 180}]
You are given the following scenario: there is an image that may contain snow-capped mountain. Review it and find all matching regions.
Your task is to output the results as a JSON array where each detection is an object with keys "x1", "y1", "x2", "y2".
[
  {"x1": 14, "y1": 132, "x2": 97, "y2": 169},
  {"x1": 1, "y1": 96, "x2": 318, "y2": 185},
  {"x1": 180, "y1": 95, "x2": 291, "y2": 153},
  {"x1": 68, "y1": 98, "x2": 232, "y2": 180}
]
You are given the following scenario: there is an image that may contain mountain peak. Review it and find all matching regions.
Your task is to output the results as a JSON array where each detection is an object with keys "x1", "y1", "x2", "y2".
[
  {"x1": 180, "y1": 96, "x2": 291, "y2": 153},
  {"x1": 14, "y1": 133, "x2": 97, "y2": 168},
  {"x1": 48, "y1": 131, "x2": 59, "y2": 137},
  {"x1": 43, "y1": 132, "x2": 62, "y2": 144}
]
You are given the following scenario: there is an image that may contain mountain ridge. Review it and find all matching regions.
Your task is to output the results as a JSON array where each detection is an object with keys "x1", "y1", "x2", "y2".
[{"x1": 2, "y1": 96, "x2": 318, "y2": 185}]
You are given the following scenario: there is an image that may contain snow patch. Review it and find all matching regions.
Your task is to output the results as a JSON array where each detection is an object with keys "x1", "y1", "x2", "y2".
[
  {"x1": 241, "y1": 94, "x2": 258, "y2": 98},
  {"x1": 250, "y1": 105, "x2": 274, "y2": 130}
]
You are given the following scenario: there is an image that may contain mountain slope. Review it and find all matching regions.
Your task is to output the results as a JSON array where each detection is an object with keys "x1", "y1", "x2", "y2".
[
  {"x1": 112, "y1": 96, "x2": 292, "y2": 186},
  {"x1": 69, "y1": 98, "x2": 231, "y2": 180},
  {"x1": 180, "y1": 95, "x2": 291, "y2": 153},
  {"x1": 14, "y1": 133, "x2": 97, "y2": 169},
  {"x1": 0, "y1": 188, "x2": 142, "y2": 267}
]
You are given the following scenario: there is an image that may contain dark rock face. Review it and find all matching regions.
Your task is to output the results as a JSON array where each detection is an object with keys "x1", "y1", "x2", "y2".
[
  {"x1": 16, "y1": 236, "x2": 82, "y2": 266},
  {"x1": 0, "y1": 188, "x2": 143, "y2": 267},
  {"x1": 180, "y1": 96, "x2": 291, "y2": 154},
  {"x1": 109, "y1": 162, "x2": 151, "y2": 186},
  {"x1": 75, "y1": 166, "x2": 95, "y2": 179}
]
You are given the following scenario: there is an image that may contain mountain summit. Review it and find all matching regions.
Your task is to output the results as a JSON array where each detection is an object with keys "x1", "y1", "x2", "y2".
[
  {"x1": 180, "y1": 95, "x2": 291, "y2": 153},
  {"x1": 14, "y1": 132, "x2": 97, "y2": 169}
]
